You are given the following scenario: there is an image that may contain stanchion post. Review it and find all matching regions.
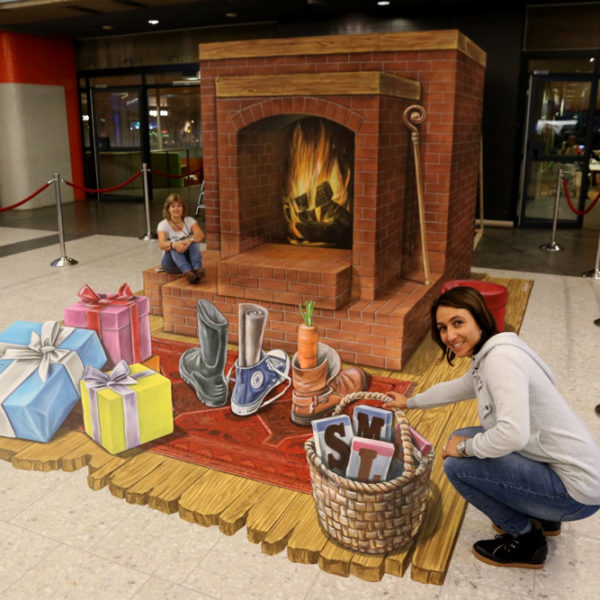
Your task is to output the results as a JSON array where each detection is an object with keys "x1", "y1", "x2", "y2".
[
  {"x1": 540, "y1": 168, "x2": 564, "y2": 252},
  {"x1": 139, "y1": 163, "x2": 157, "y2": 240},
  {"x1": 50, "y1": 172, "x2": 78, "y2": 267},
  {"x1": 582, "y1": 225, "x2": 600, "y2": 280}
]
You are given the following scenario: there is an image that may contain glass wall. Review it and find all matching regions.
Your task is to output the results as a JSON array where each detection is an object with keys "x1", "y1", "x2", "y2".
[
  {"x1": 519, "y1": 56, "x2": 599, "y2": 227},
  {"x1": 79, "y1": 67, "x2": 202, "y2": 213},
  {"x1": 147, "y1": 85, "x2": 203, "y2": 210}
]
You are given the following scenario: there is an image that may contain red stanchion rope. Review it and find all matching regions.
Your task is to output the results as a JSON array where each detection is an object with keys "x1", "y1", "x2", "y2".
[
  {"x1": 150, "y1": 167, "x2": 202, "y2": 179},
  {"x1": 63, "y1": 170, "x2": 142, "y2": 193},
  {"x1": 0, "y1": 181, "x2": 51, "y2": 213},
  {"x1": 562, "y1": 177, "x2": 600, "y2": 216}
]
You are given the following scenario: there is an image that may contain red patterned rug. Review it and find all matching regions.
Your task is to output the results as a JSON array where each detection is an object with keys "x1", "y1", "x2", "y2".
[{"x1": 139, "y1": 337, "x2": 414, "y2": 494}]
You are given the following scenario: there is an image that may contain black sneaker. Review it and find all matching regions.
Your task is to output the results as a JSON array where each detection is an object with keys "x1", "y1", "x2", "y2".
[
  {"x1": 492, "y1": 517, "x2": 561, "y2": 537},
  {"x1": 473, "y1": 525, "x2": 547, "y2": 569}
]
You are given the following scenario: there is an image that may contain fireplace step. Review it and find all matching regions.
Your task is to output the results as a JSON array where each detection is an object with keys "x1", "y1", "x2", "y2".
[{"x1": 217, "y1": 243, "x2": 352, "y2": 310}]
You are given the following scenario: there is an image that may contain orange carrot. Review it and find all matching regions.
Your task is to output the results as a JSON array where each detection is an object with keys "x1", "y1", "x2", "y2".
[
  {"x1": 298, "y1": 300, "x2": 318, "y2": 369},
  {"x1": 297, "y1": 323, "x2": 318, "y2": 369}
]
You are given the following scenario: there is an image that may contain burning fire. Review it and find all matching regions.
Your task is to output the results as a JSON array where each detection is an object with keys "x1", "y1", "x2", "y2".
[{"x1": 282, "y1": 120, "x2": 352, "y2": 248}]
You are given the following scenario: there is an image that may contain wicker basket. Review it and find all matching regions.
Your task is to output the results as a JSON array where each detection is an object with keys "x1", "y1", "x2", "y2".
[{"x1": 305, "y1": 391, "x2": 434, "y2": 554}]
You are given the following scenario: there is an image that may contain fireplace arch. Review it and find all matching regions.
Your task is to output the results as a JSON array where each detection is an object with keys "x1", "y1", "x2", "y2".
[{"x1": 237, "y1": 114, "x2": 355, "y2": 250}]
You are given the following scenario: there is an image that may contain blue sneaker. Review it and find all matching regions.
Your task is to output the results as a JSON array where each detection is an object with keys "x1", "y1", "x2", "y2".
[{"x1": 229, "y1": 349, "x2": 290, "y2": 416}]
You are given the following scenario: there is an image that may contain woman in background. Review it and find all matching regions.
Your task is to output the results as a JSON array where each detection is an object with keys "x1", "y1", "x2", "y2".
[
  {"x1": 389, "y1": 286, "x2": 600, "y2": 569},
  {"x1": 157, "y1": 193, "x2": 205, "y2": 284}
]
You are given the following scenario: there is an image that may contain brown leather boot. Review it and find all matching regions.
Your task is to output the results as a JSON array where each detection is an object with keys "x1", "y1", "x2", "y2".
[{"x1": 290, "y1": 343, "x2": 368, "y2": 426}]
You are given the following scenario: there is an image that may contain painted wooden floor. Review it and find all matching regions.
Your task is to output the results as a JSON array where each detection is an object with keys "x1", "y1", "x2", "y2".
[{"x1": 0, "y1": 274, "x2": 532, "y2": 585}]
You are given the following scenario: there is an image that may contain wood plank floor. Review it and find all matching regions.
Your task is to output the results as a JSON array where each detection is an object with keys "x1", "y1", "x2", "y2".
[{"x1": 0, "y1": 274, "x2": 532, "y2": 585}]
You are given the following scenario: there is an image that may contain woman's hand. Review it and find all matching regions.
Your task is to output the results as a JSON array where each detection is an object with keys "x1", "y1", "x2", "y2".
[
  {"x1": 172, "y1": 239, "x2": 191, "y2": 253},
  {"x1": 387, "y1": 391, "x2": 408, "y2": 410},
  {"x1": 442, "y1": 435, "x2": 469, "y2": 459}
]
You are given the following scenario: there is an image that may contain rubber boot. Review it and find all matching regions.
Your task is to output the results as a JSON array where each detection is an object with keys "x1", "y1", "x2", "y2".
[
  {"x1": 290, "y1": 343, "x2": 369, "y2": 426},
  {"x1": 179, "y1": 299, "x2": 229, "y2": 407}
]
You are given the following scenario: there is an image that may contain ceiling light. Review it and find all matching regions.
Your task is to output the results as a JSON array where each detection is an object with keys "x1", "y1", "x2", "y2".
[
  {"x1": 377, "y1": 1, "x2": 390, "y2": 5},
  {"x1": 102, "y1": 25, "x2": 113, "y2": 30},
  {"x1": 225, "y1": 12, "x2": 238, "y2": 18},
  {"x1": 148, "y1": 19, "x2": 159, "y2": 25}
]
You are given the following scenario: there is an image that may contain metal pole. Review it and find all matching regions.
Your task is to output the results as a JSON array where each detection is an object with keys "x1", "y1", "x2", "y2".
[
  {"x1": 50, "y1": 173, "x2": 78, "y2": 267},
  {"x1": 139, "y1": 163, "x2": 157, "y2": 240},
  {"x1": 540, "y1": 168, "x2": 564, "y2": 252},
  {"x1": 581, "y1": 225, "x2": 600, "y2": 279},
  {"x1": 402, "y1": 105, "x2": 430, "y2": 286}
]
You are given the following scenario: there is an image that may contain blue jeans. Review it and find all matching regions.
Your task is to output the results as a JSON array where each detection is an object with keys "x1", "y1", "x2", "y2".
[
  {"x1": 161, "y1": 243, "x2": 203, "y2": 274},
  {"x1": 444, "y1": 426, "x2": 600, "y2": 535}
]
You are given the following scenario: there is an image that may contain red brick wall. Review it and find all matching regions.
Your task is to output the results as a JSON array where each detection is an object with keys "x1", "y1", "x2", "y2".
[
  {"x1": 200, "y1": 42, "x2": 485, "y2": 298},
  {"x1": 238, "y1": 123, "x2": 286, "y2": 243}
]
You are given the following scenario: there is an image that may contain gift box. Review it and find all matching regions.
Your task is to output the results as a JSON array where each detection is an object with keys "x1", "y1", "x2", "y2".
[
  {"x1": 0, "y1": 320, "x2": 107, "y2": 443},
  {"x1": 64, "y1": 283, "x2": 152, "y2": 369},
  {"x1": 80, "y1": 360, "x2": 173, "y2": 454}
]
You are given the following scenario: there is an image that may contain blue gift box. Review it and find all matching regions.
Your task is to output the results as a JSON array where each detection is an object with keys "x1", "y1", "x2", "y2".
[{"x1": 0, "y1": 320, "x2": 106, "y2": 443}]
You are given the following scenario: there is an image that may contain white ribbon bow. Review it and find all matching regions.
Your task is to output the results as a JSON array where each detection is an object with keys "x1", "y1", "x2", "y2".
[
  {"x1": 83, "y1": 360, "x2": 153, "y2": 450},
  {"x1": 0, "y1": 321, "x2": 84, "y2": 437}
]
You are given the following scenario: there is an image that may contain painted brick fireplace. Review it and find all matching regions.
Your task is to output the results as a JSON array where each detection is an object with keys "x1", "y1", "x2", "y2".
[{"x1": 145, "y1": 30, "x2": 486, "y2": 370}]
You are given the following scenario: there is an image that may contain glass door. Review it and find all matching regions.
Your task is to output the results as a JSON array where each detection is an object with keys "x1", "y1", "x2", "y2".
[
  {"x1": 91, "y1": 87, "x2": 146, "y2": 200},
  {"x1": 520, "y1": 75, "x2": 596, "y2": 226},
  {"x1": 146, "y1": 85, "x2": 203, "y2": 214}
]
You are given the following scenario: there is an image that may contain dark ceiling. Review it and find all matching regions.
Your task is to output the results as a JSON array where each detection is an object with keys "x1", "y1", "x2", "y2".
[{"x1": 0, "y1": 0, "x2": 579, "y2": 40}]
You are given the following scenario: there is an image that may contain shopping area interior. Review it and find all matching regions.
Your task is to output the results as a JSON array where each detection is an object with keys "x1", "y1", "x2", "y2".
[{"x1": 0, "y1": 2, "x2": 599, "y2": 599}]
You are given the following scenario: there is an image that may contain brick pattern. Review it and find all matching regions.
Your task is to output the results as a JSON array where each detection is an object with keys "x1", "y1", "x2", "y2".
[
  {"x1": 143, "y1": 268, "x2": 184, "y2": 315},
  {"x1": 157, "y1": 272, "x2": 444, "y2": 371},
  {"x1": 216, "y1": 243, "x2": 352, "y2": 310},
  {"x1": 178, "y1": 37, "x2": 486, "y2": 368},
  {"x1": 199, "y1": 45, "x2": 484, "y2": 299}
]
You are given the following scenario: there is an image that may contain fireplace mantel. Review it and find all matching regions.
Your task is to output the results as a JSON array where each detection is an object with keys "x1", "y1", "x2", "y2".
[
  {"x1": 199, "y1": 29, "x2": 486, "y2": 66},
  {"x1": 215, "y1": 72, "x2": 421, "y2": 100}
]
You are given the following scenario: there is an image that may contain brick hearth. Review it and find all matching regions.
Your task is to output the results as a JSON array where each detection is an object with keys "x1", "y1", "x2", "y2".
[
  {"x1": 145, "y1": 30, "x2": 486, "y2": 369},
  {"x1": 143, "y1": 258, "x2": 441, "y2": 371}
]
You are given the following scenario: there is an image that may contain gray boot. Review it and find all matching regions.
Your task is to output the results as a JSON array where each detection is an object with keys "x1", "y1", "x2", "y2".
[{"x1": 179, "y1": 299, "x2": 229, "y2": 407}]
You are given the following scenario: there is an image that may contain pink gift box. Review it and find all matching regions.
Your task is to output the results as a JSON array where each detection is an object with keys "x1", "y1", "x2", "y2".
[{"x1": 64, "y1": 283, "x2": 152, "y2": 369}]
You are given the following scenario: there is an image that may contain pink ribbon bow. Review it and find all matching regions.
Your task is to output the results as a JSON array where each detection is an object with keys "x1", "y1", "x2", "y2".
[{"x1": 77, "y1": 283, "x2": 134, "y2": 305}]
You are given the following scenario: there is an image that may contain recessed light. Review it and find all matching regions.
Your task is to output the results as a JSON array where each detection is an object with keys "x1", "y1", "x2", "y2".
[
  {"x1": 102, "y1": 25, "x2": 113, "y2": 30},
  {"x1": 225, "y1": 12, "x2": 238, "y2": 18},
  {"x1": 148, "y1": 19, "x2": 159, "y2": 25},
  {"x1": 377, "y1": 1, "x2": 390, "y2": 5}
]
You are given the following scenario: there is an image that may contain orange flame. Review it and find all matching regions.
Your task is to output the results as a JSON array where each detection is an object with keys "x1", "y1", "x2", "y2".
[{"x1": 283, "y1": 121, "x2": 351, "y2": 245}]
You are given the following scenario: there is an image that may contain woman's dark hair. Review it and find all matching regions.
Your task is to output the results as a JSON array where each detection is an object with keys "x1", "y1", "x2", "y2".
[
  {"x1": 431, "y1": 286, "x2": 499, "y2": 365},
  {"x1": 162, "y1": 193, "x2": 187, "y2": 221}
]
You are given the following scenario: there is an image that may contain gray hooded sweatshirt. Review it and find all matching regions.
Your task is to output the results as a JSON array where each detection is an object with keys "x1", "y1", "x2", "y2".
[{"x1": 407, "y1": 332, "x2": 600, "y2": 505}]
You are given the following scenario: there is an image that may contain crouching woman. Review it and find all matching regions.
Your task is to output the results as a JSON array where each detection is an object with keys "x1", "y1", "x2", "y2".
[{"x1": 389, "y1": 286, "x2": 600, "y2": 569}]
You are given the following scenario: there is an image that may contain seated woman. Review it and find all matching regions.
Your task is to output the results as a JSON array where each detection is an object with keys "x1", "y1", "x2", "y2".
[
  {"x1": 157, "y1": 193, "x2": 205, "y2": 284},
  {"x1": 389, "y1": 286, "x2": 600, "y2": 569}
]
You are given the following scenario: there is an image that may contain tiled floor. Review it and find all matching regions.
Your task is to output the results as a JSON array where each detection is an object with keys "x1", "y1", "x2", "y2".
[{"x1": 0, "y1": 200, "x2": 599, "y2": 599}]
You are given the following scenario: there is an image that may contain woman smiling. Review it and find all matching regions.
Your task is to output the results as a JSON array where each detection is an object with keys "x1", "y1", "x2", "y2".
[{"x1": 389, "y1": 286, "x2": 600, "y2": 569}]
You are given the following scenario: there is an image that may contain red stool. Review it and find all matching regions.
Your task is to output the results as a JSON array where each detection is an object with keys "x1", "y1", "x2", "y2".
[{"x1": 440, "y1": 279, "x2": 508, "y2": 332}]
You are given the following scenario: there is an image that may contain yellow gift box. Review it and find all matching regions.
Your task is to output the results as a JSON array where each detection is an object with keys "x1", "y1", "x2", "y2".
[{"x1": 80, "y1": 361, "x2": 173, "y2": 455}]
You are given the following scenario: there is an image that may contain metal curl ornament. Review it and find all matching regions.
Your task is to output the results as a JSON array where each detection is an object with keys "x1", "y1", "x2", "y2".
[
  {"x1": 402, "y1": 104, "x2": 427, "y2": 133},
  {"x1": 402, "y1": 104, "x2": 430, "y2": 286}
]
